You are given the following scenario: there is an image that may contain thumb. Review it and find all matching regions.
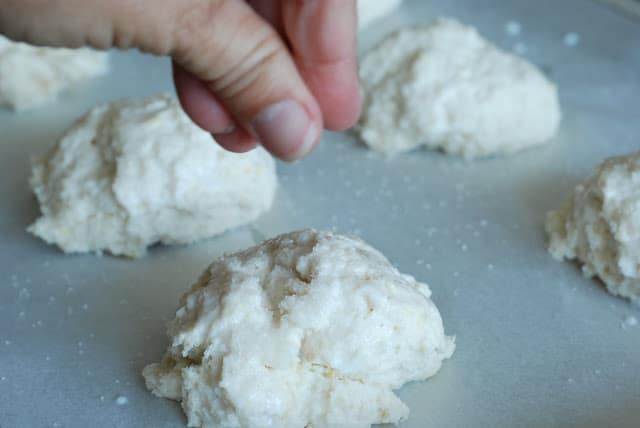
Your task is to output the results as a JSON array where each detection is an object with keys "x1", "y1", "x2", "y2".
[{"x1": 171, "y1": 1, "x2": 323, "y2": 160}]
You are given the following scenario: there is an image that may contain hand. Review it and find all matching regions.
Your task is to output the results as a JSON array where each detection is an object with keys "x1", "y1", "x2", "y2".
[{"x1": 0, "y1": 0, "x2": 361, "y2": 161}]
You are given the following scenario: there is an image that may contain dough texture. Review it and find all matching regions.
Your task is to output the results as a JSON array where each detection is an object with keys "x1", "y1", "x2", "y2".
[
  {"x1": 358, "y1": 0, "x2": 402, "y2": 29},
  {"x1": 358, "y1": 18, "x2": 561, "y2": 158},
  {"x1": 546, "y1": 152, "x2": 640, "y2": 303},
  {"x1": 143, "y1": 229, "x2": 455, "y2": 428},
  {"x1": 28, "y1": 94, "x2": 277, "y2": 258},
  {"x1": 0, "y1": 35, "x2": 108, "y2": 110}
]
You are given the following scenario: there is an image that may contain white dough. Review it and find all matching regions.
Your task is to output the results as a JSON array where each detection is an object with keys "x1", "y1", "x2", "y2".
[
  {"x1": 143, "y1": 229, "x2": 454, "y2": 428},
  {"x1": 28, "y1": 94, "x2": 277, "y2": 258},
  {"x1": 0, "y1": 35, "x2": 108, "y2": 110},
  {"x1": 546, "y1": 152, "x2": 640, "y2": 303},
  {"x1": 358, "y1": 18, "x2": 562, "y2": 158},
  {"x1": 358, "y1": 0, "x2": 402, "y2": 29}
]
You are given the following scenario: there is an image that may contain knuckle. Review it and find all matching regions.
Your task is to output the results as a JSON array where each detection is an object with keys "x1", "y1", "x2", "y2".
[
  {"x1": 212, "y1": 30, "x2": 284, "y2": 102},
  {"x1": 172, "y1": 0, "x2": 289, "y2": 115},
  {"x1": 172, "y1": 0, "x2": 227, "y2": 61},
  {"x1": 108, "y1": 1, "x2": 175, "y2": 54}
]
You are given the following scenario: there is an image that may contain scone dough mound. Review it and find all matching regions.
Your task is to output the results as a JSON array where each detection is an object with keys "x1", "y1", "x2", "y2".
[
  {"x1": 358, "y1": 18, "x2": 561, "y2": 158},
  {"x1": 28, "y1": 94, "x2": 277, "y2": 258},
  {"x1": 546, "y1": 152, "x2": 640, "y2": 303},
  {"x1": 358, "y1": 0, "x2": 402, "y2": 29},
  {"x1": 0, "y1": 35, "x2": 108, "y2": 110},
  {"x1": 143, "y1": 229, "x2": 455, "y2": 428}
]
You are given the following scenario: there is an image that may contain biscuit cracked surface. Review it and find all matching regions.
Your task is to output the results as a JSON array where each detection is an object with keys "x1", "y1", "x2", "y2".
[
  {"x1": 143, "y1": 229, "x2": 455, "y2": 428},
  {"x1": 28, "y1": 94, "x2": 277, "y2": 257}
]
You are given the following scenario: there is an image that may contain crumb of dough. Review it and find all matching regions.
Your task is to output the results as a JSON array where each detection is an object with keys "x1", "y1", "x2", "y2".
[
  {"x1": 358, "y1": 18, "x2": 561, "y2": 159},
  {"x1": 547, "y1": 152, "x2": 640, "y2": 303},
  {"x1": 563, "y1": 32, "x2": 580, "y2": 47},
  {"x1": 143, "y1": 229, "x2": 454, "y2": 428},
  {"x1": 504, "y1": 21, "x2": 522, "y2": 36},
  {"x1": 0, "y1": 35, "x2": 108, "y2": 110},
  {"x1": 28, "y1": 94, "x2": 277, "y2": 258}
]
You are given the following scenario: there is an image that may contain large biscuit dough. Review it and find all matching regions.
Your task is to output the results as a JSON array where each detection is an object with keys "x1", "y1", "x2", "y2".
[
  {"x1": 0, "y1": 35, "x2": 108, "y2": 110},
  {"x1": 358, "y1": 18, "x2": 561, "y2": 158},
  {"x1": 28, "y1": 94, "x2": 277, "y2": 258},
  {"x1": 547, "y1": 152, "x2": 640, "y2": 303},
  {"x1": 143, "y1": 229, "x2": 455, "y2": 428}
]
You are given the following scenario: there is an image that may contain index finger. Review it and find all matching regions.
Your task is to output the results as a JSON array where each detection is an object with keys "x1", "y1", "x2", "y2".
[{"x1": 283, "y1": 0, "x2": 361, "y2": 131}]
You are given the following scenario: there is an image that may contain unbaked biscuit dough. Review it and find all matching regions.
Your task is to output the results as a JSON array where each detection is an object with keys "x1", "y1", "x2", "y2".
[
  {"x1": 143, "y1": 229, "x2": 455, "y2": 428},
  {"x1": 546, "y1": 152, "x2": 640, "y2": 303},
  {"x1": 358, "y1": 0, "x2": 402, "y2": 29},
  {"x1": 28, "y1": 94, "x2": 277, "y2": 258},
  {"x1": 0, "y1": 35, "x2": 108, "y2": 110},
  {"x1": 358, "y1": 18, "x2": 561, "y2": 158}
]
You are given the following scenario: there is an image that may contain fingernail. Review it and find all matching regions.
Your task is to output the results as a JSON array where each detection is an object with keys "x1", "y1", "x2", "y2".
[
  {"x1": 211, "y1": 125, "x2": 236, "y2": 138},
  {"x1": 252, "y1": 100, "x2": 318, "y2": 161}
]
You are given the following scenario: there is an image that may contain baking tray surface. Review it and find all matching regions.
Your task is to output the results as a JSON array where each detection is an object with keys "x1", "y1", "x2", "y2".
[{"x1": 2, "y1": 0, "x2": 640, "y2": 427}]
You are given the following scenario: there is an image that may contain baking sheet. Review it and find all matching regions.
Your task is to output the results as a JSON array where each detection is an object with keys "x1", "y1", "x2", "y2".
[
  {"x1": 597, "y1": 0, "x2": 640, "y2": 17},
  {"x1": 2, "y1": 0, "x2": 640, "y2": 427}
]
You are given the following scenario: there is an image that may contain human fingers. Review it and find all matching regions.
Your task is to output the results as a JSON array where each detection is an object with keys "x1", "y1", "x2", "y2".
[
  {"x1": 0, "y1": 0, "x2": 323, "y2": 161},
  {"x1": 282, "y1": 0, "x2": 361, "y2": 131},
  {"x1": 214, "y1": 127, "x2": 259, "y2": 153},
  {"x1": 247, "y1": 0, "x2": 283, "y2": 35},
  {"x1": 172, "y1": 0, "x2": 323, "y2": 161},
  {"x1": 173, "y1": 62, "x2": 237, "y2": 135}
]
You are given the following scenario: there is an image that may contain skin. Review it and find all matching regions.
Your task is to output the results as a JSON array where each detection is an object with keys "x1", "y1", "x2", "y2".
[{"x1": 0, "y1": 0, "x2": 361, "y2": 161}]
